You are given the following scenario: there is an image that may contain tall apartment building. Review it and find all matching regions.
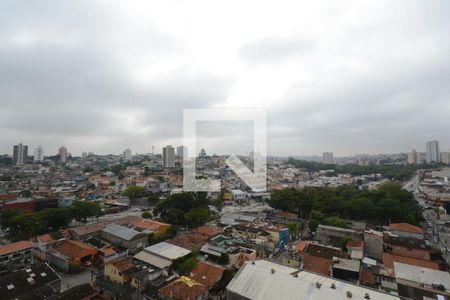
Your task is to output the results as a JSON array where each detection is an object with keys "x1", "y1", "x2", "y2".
[
  {"x1": 13, "y1": 143, "x2": 28, "y2": 165},
  {"x1": 407, "y1": 149, "x2": 421, "y2": 165},
  {"x1": 322, "y1": 152, "x2": 334, "y2": 164},
  {"x1": 33, "y1": 145, "x2": 44, "y2": 163},
  {"x1": 426, "y1": 141, "x2": 440, "y2": 163},
  {"x1": 58, "y1": 146, "x2": 68, "y2": 163},
  {"x1": 176, "y1": 145, "x2": 187, "y2": 158},
  {"x1": 123, "y1": 148, "x2": 132, "y2": 161},
  {"x1": 163, "y1": 145, "x2": 175, "y2": 168}
]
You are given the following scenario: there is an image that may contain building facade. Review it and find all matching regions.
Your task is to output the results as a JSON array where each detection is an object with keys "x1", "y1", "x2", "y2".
[
  {"x1": 13, "y1": 143, "x2": 28, "y2": 165},
  {"x1": 162, "y1": 145, "x2": 175, "y2": 168},
  {"x1": 34, "y1": 145, "x2": 44, "y2": 162},
  {"x1": 426, "y1": 140, "x2": 440, "y2": 163}
]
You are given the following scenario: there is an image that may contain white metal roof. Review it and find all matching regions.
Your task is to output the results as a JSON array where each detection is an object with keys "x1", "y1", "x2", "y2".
[
  {"x1": 102, "y1": 224, "x2": 142, "y2": 241},
  {"x1": 134, "y1": 251, "x2": 172, "y2": 269},
  {"x1": 144, "y1": 242, "x2": 191, "y2": 260},
  {"x1": 227, "y1": 260, "x2": 399, "y2": 300},
  {"x1": 394, "y1": 262, "x2": 450, "y2": 289}
]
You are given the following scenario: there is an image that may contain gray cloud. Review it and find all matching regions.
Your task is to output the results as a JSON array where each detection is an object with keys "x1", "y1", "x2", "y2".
[{"x1": 0, "y1": 0, "x2": 449, "y2": 156}]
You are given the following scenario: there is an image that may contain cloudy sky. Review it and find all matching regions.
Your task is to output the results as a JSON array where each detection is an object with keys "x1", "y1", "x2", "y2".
[{"x1": 0, "y1": 0, "x2": 449, "y2": 157}]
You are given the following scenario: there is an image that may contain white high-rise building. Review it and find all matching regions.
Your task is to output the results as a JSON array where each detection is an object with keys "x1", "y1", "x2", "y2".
[
  {"x1": 407, "y1": 149, "x2": 421, "y2": 165},
  {"x1": 58, "y1": 146, "x2": 68, "y2": 163},
  {"x1": 176, "y1": 145, "x2": 187, "y2": 158},
  {"x1": 163, "y1": 145, "x2": 175, "y2": 168},
  {"x1": 123, "y1": 149, "x2": 132, "y2": 161},
  {"x1": 34, "y1": 145, "x2": 44, "y2": 163},
  {"x1": 426, "y1": 141, "x2": 440, "y2": 163},
  {"x1": 322, "y1": 152, "x2": 334, "y2": 164}
]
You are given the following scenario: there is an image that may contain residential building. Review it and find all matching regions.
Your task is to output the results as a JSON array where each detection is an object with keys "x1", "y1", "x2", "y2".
[
  {"x1": 134, "y1": 242, "x2": 191, "y2": 269},
  {"x1": 176, "y1": 145, "x2": 187, "y2": 158},
  {"x1": 331, "y1": 257, "x2": 361, "y2": 283},
  {"x1": 426, "y1": 140, "x2": 440, "y2": 163},
  {"x1": 13, "y1": 143, "x2": 28, "y2": 165},
  {"x1": 104, "y1": 257, "x2": 159, "y2": 289},
  {"x1": 388, "y1": 223, "x2": 424, "y2": 239},
  {"x1": 0, "y1": 240, "x2": 33, "y2": 273},
  {"x1": 159, "y1": 276, "x2": 208, "y2": 300},
  {"x1": 226, "y1": 260, "x2": 399, "y2": 300},
  {"x1": 52, "y1": 240, "x2": 97, "y2": 269},
  {"x1": 34, "y1": 145, "x2": 44, "y2": 162},
  {"x1": 316, "y1": 224, "x2": 362, "y2": 248},
  {"x1": 383, "y1": 233, "x2": 430, "y2": 260},
  {"x1": 394, "y1": 262, "x2": 450, "y2": 299},
  {"x1": 323, "y1": 152, "x2": 334, "y2": 164},
  {"x1": 364, "y1": 230, "x2": 383, "y2": 261},
  {"x1": 101, "y1": 224, "x2": 148, "y2": 254},
  {"x1": 0, "y1": 263, "x2": 61, "y2": 299},
  {"x1": 407, "y1": 149, "x2": 421, "y2": 165},
  {"x1": 441, "y1": 151, "x2": 450, "y2": 164},
  {"x1": 58, "y1": 146, "x2": 68, "y2": 163},
  {"x1": 123, "y1": 148, "x2": 132, "y2": 161},
  {"x1": 162, "y1": 145, "x2": 175, "y2": 168}
]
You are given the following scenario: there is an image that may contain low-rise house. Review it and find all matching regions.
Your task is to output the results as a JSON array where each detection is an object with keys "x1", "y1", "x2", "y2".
[
  {"x1": 134, "y1": 242, "x2": 191, "y2": 269},
  {"x1": 159, "y1": 276, "x2": 208, "y2": 300},
  {"x1": 51, "y1": 240, "x2": 97, "y2": 270},
  {"x1": 226, "y1": 260, "x2": 400, "y2": 300},
  {"x1": 31, "y1": 230, "x2": 70, "y2": 261},
  {"x1": 383, "y1": 233, "x2": 431, "y2": 260},
  {"x1": 316, "y1": 224, "x2": 362, "y2": 248},
  {"x1": 0, "y1": 263, "x2": 61, "y2": 299},
  {"x1": 127, "y1": 218, "x2": 171, "y2": 238},
  {"x1": 104, "y1": 257, "x2": 160, "y2": 289},
  {"x1": 389, "y1": 223, "x2": 424, "y2": 240},
  {"x1": 83, "y1": 236, "x2": 127, "y2": 264},
  {"x1": 331, "y1": 257, "x2": 361, "y2": 283},
  {"x1": 229, "y1": 246, "x2": 257, "y2": 269},
  {"x1": 346, "y1": 240, "x2": 364, "y2": 260},
  {"x1": 364, "y1": 229, "x2": 383, "y2": 261},
  {"x1": 0, "y1": 240, "x2": 33, "y2": 273},
  {"x1": 47, "y1": 283, "x2": 105, "y2": 300},
  {"x1": 297, "y1": 242, "x2": 346, "y2": 276},
  {"x1": 101, "y1": 224, "x2": 148, "y2": 254},
  {"x1": 394, "y1": 262, "x2": 450, "y2": 299}
]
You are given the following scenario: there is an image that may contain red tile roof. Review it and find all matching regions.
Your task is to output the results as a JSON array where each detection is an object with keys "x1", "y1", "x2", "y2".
[
  {"x1": 189, "y1": 261, "x2": 224, "y2": 287},
  {"x1": 382, "y1": 253, "x2": 439, "y2": 270},
  {"x1": 53, "y1": 240, "x2": 97, "y2": 260},
  {"x1": 127, "y1": 218, "x2": 170, "y2": 231},
  {"x1": 346, "y1": 240, "x2": 364, "y2": 249},
  {"x1": 193, "y1": 226, "x2": 221, "y2": 238},
  {"x1": 293, "y1": 241, "x2": 310, "y2": 253},
  {"x1": 109, "y1": 257, "x2": 134, "y2": 272},
  {"x1": 276, "y1": 211, "x2": 299, "y2": 220},
  {"x1": 0, "y1": 194, "x2": 17, "y2": 201},
  {"x1": 0, "y1": 240, "x2": 32, "y2": 256},
  {"x1": 389, "y1": 223, "x2": 424, "y2": 234},
  {"x1": 302, "y1": 255, "x2": 332, "y2": 276},
  {"x1": 159, "y1": 277, "x2": 207, "y2": 300}
]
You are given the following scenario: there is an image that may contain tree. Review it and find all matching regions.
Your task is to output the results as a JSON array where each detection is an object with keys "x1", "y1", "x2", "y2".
[
  {"x1": 142, "y1": 211, "x2": 153, "y2": 219},
  {"x1": 146, "y1": 193, "x2": 160, "y2": 206},
  {"x1": 308, "y1": 210, "x2": 325, "y2": 231},
  {"x1": 176, "y1": 257, "x2": 197, "y2": 275},
  {"x1": 287, "y1": 223, "x2": 298, "y2": 236},
  {"x1": 323, "y1": 217, "x2": 350, "y2": 229},
  {"x1": 185, "y1": 208, "x2": 210, "y2": 228},
  {"x1": 71, "y1": 201, "x2": 102, "y2": 222},
  {"x1": 1, "y1": 209, "x2": 24, "y2": 228},
  {"x1": 122, "y1": 186, "x2": 146, "y2": 200},
  {"x1": 19, "y1": 190, "x2": 32, "y2": 198}
]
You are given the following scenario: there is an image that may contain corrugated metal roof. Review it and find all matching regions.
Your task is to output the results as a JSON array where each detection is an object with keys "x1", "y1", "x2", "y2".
[
  {"x1": 394, "y1": 262, "x2": 450, "y2": 288},
  {"x1": 102, "y1": 224, "x2": 143, "y2": 241},
  {"x1": 144, "y1": 242, "x2": 191, "y2": 260},
  {"x1": 227, "y1": 260, "x2": 400, "y2": 300},
  {"x1": 134, "y1": 251, "x2": 172, "y2": 269}
]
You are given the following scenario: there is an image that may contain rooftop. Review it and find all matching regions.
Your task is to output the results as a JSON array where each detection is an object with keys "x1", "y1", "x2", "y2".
[
  {"x1": 0, "y1": 240, "x2": 32, "y2": 256},
  {"x1": 394, "y1": 262, "x2": 450, "y2": 290},
  {"x1": 53, "y1": 240, "x2": 97, "y2": 259},
  {"x1": 383, "y1": 253, "x2": 440, "y2": 272},
  {"x1": 0, "y1": 263, "x2": 60, "y2": 299},
  {"x1": 102, "y1": 224, "x2": 144, "y2": 241},
  {"x1": 144, "y1": 242, "x2": 191, "y2": 260},
  {"x1": 389, "y1": 223, "x2": 424, "y2": 234},
  {"x1": 227, "y1": 260, "x2": 399, "y2": 300}
]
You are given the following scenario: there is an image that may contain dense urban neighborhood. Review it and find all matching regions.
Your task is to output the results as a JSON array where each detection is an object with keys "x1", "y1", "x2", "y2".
[{"x1": 0, "y1": 142, "x2": 450, "y2": 300}]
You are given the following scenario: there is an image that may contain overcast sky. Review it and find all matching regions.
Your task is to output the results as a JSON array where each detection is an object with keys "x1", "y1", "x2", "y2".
[{"x1": 0, "y1": 0, "x2": 449, "y2": 157}]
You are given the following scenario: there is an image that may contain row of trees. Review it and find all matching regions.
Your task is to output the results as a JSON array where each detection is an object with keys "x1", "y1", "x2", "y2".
[
  {"x1": 269, "y1": 182, "x2": 423, "y2": 230},
  {"x1": 286, "y1": 157, "x2": 443, "y2": 181},
  {"x1": 1, "y1": 201, "x2": 102, "y2": 240}
]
